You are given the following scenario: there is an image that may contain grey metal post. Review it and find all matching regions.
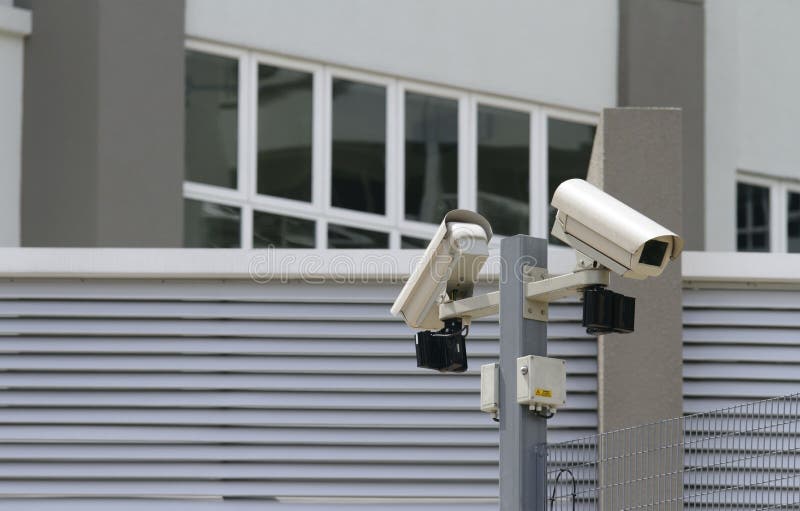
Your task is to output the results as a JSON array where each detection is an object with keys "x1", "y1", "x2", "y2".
[{"x1": 499, "y1": 235, "x2": 548, "y2": 511}]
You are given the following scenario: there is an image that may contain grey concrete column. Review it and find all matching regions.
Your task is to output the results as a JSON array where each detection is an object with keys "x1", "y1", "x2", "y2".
[
  {"x1": 20, "y1": 0, "x2": 185, "y2": 247},
  {"x1": 587, "y1": 108, "x2": 683, "y2": 432},
  {"x1": 618, "y1": 0, "x2": 704, "y2": 250}
]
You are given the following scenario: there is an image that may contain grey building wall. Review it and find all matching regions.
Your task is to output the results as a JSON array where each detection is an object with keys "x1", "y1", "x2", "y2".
[
  {"x1": 587, "y1": 108, "x2": 684, "y2": 432},
  {"x1": 19, "y1": 0, "x2": 185, "y2": 247},
  {"x1": 618, "y1": 0, "x2": 704, "y2": 250},
  {"x1": 185, "y1": 0, "x2": 618, "y2": 113}
]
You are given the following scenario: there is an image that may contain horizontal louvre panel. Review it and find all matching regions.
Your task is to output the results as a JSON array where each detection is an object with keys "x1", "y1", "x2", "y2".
[
  {"x1": 682, "y1": 287, "x2": 800, "y2": 511},
  {"x1": 683, "y1": 287, "x2": 800, "y2": 403},
  {"x1": 0, "y1": 278, "x2": 596, "y2": 505}
]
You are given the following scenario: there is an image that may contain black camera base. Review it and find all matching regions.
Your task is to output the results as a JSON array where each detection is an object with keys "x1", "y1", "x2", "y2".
[
  {"x1": 582, "y1": 286, "x2": 635, "y2": 335},
  {"x1": 415, "y1": 318, "x2": 468, "y2": 372}
]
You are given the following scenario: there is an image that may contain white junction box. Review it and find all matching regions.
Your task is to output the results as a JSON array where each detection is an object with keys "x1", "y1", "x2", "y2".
[
  {"x1": 516, "y1": 355, "x2": 567, "y2": 411},
  {"x1": 480, "y1": 363, "x2": 499, "y2": 420}
]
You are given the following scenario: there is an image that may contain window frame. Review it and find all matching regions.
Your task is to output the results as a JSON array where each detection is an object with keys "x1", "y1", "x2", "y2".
[
  {"x1": 737, "y1": 171, "x2": 800, "y2": 253},
  {"x1": 183, "y1": 39, "x2": 599, "y2": 249}
]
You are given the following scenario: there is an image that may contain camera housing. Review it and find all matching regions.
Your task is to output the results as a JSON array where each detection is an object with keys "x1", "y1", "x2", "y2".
[
  {"x1": 391, "y1": 210, "x2": 493, "y2": 331},
  {"x1": 551, "y1": 179, "x2": 683, "y2": 280}
]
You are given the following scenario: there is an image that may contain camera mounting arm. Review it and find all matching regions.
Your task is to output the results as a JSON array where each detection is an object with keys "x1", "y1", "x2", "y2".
[
  {"x1": 437, "y1": 267, "x2": 610, "y2": 323},
  {"x1": 523, "y1": 267, "x2": 609, "y2": 321}
]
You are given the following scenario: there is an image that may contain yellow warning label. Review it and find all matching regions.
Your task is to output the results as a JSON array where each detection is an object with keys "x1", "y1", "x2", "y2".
[{"x1": 534, "y1": 388, "x2": 552, "y2": 398}]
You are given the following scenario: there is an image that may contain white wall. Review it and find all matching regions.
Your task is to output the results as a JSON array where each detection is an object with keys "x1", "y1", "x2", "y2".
[
  {"x1": 705, "y1": 0, "x2": 800, "y2": 251},
  {"x1": 185, "y1": 0, "x2": 618, "y2": 114},
  {"x1": 0, "y1": 4, "x2": 29, "y2": 247}
]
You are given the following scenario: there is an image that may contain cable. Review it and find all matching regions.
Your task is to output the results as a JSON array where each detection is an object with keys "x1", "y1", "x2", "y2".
[{"x1": 549, "y1": 468, "x2": 577, "y2": 511}]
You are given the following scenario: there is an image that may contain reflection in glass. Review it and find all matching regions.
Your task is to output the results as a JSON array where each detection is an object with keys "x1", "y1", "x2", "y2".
[
  {"x1": 184, "y1": 198, "x2": 240, "y2": 248},
  {"x1": 405, "y1": 92, "x2": 458, "y2": 223},
  {"x1": 789, "y1": 192, "x2": 800, "y2": 253},
  {"x1": 257, "y1": 65, "x2": 313, "y2": 202},
  {"x1": 331, "y1": 79, "x2": 386, "y2": 214},
  {"x1": 736, "y1": 182, "x2": 770, "y2": 252},
  {"x1": 253, "y1": 211, "x2": 315, "y2": 248},
  {"x1": 401, "y1": 236, "x2": 429, "y2": 249},
  {"x1": 328, "y1": 223, "x2": 388, "y2": 249},
  {"x1": 185, "y1": 50, "x2": 238, "y2": 189},
  {"x1": 477, "y1": 105, "x2": 529, "y2": 236},
  {"x1": 548, "y1": 119, "x2": 595, "y2": 244}
]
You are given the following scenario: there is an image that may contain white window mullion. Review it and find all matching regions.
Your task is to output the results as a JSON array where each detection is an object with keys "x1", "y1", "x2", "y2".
[
  {"x1": 385, "y1": 78, "x2": 400, "y2": 231},
  {"x1": 316, "y1": 218, "x2": 327, "y2": 249},
  {"x1": 772, "y1": 183, "x2": 787, "y2": 253},
  {"x1": 184, "y1": 182, "x2": 246, "y2": 204},
  {"x1": 530, "y1": 107, "x2": 548, "y2": 238},
  {"x1": 460, "y1": 95, "x2": 477, "y2": 211},
  {"x1": 321, "y1": 68, "x2": 333, "y2": 216},
  {"x1": 312, "y1": 66, "x2": 326, "y2": 214},
  {"x1": 396, "y1": 82, "x2": 407, "y2": 229},
  {"x1": 236, "y1": 52, "x2": 252, "y2": 199},
  {"x1": 241, "y1": 204, "x2": 254, "y2": 249},
  {"x1": 241, "y1": 53, "x2": 258, "y2": 249}
]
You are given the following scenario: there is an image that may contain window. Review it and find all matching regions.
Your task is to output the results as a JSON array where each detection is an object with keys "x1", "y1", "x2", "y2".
[
  {"x1": 185, "y1": 50, "x2": 238, "y2": 189},
  {"x1": 736, "y1": 174, "x2": 800, "y2": 253},
  {"x1": 737, "y1": 182, "x2": 770, "y2": 252},
  {"x1": 477, "y1": 104, "x2": 530, "y2": 236},
  {"x1": 404, "y1": 91, "x2": 458, "y2": 224},
  {"x1": 547, "y1": 118, "x2": 596, "y2": 244},
  {"x1": 183, "y1": 41, "x2": 597, "y2": 249},
  {"x1": 184, "y1": 198, "x2": 240, "y2": 248},
  {"x1": 257, "y1": 64, "x2": 313, "y2": 202},
  {"x1": 789, "y1": 192, "x2": 800, "y2": 253},
  {"x1": 331, "y1": 79, "x2": 387, "y2": 214}
]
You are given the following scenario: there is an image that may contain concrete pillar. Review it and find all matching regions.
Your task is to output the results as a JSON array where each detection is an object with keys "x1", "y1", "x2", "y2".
[
  {"x1": 20, "y1": 0, "x2": 185, "y2": 247},
  {"x1": 587, "y1": 108, "x2": 683, "y2": 432},
  {"x1": 618, "y1": 0, "x2": 704, "y2": 250}
]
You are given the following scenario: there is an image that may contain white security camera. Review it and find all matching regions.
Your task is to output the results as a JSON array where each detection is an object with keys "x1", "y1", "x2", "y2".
[
  {"x1": 551, "y1": 179, "x2": 683, "y2": 279},
  {"x1": 391, "y1": 210, "x2": 493, "y2": 331}
]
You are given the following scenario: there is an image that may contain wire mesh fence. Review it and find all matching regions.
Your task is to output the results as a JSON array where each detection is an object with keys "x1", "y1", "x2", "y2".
[{"x1": 546, "y1": 393, "x2": 800, "y2": 511}]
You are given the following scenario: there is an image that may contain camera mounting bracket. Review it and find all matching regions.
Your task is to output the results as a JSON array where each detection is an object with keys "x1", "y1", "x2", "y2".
[{"x1": 437, "y1": 267, "x2": 610, "y2": 324}]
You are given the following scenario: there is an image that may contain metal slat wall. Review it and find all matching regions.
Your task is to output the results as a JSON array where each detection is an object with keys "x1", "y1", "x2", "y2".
[
  {"x1": 682, "y1": 287, "x2": 800, "y2": 510},
  {"x1": 0, "y1": 278, "x2": 596, "y2": 509},
  {"x1": 683, "y1": 287, "x2": 800, "y2": 412}
]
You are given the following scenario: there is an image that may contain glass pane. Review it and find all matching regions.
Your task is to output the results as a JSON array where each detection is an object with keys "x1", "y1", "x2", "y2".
[
  {"x1": 184, "y1": 198, "x2": 240, "y2": 248},
  {"x1": 788, "y1": 191, "x2": 800, "y2": 253},
  {"x1": 253, "y1": 211, "x2": 315, "y2": 248},
  {"x1": 477, "y1": 105, "x2": 529, "y2": 236},
  {"x1": 328, "y1": 223, "x2": 388, "y2": 249},
  {"x1": 548, "y1": 118, "x2": 595, "y2": 244},
  {"x1": 404, "y1": 92, "x2": 458, "y2": 223},
  {"x1": 185, "y1": 50, "x2": 238, "y2": 189},
  {"x1": 331, "y1": 79, "x2": 386, "y2": 214},
  {"x1": 257, "y1": 64, "x2": 313, "y2": 202},
  {"x1": 401, "y1": 235, "x2": 429, "y2": 249},
  {"x1": 736, "y1": 182, "x2": 770, "y2": 252}
]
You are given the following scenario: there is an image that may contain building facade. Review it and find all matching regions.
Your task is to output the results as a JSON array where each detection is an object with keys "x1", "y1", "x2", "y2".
[{"x1": 0, "y1": 0, "x2": 800, "y2": 508}]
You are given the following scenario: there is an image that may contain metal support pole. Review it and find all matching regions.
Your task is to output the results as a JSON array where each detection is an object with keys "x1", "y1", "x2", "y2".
[{"x1": 499, "y1": 235, "x2": 548, "y2": 511}]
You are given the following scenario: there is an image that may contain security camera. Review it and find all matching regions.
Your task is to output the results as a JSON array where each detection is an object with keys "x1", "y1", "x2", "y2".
[
  {"x1": 551, "y1": 179, "x2": 683, "y2": 280},
  {"x1": 391, "y1": 210, "x2": 493, "y2": 372}
]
